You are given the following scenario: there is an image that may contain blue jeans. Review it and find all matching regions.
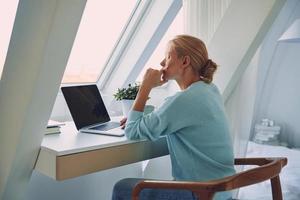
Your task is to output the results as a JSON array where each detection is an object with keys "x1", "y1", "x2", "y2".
[
  {"x1": 112, "y1": 178, "x2": 202, "y2": 200},
  {"x1": 112, "y1": 178, "x2": 197, "y2": 200},
  {"x1": 112, "y1": 178, "x2": 233, "y2": 200}
]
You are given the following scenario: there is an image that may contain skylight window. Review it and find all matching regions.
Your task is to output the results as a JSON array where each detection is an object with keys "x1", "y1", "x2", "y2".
[
  {"x1": 62, "y1": 0, "x2": 137, "y2": 83},
  {"x1": 0, "y1": 0, "x2": 19, "y2": 79},
  {"x1": 136, "y1": 8, "x2": 183, "y2": 82}
]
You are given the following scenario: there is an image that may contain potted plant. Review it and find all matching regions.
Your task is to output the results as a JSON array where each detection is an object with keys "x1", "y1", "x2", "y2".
[{"x1": 113, "y1": 83, "x2": 140, "y2": 116}]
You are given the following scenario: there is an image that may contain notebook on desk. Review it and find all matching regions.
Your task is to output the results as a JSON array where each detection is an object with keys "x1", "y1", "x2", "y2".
[{"x1": 61, "y1": 84, "x2": 124, "y2": 137}]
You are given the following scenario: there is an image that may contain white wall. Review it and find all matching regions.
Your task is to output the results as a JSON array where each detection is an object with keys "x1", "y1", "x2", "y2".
[
  {"x1": 253, "y1": 0, "x2": 300, "y2": 147},
  {"x1": 225, "y1": 49, "x2": 260, "y2": 158},
  {"x1": 208, "y1": 0, "x2": 283, "y2": 100},
  {"x1": 264, "y1": 44, "x2": 300, "y2": 147},
  {"x1": 223, "y1": 0, "x2": 300, "y2": 153}
]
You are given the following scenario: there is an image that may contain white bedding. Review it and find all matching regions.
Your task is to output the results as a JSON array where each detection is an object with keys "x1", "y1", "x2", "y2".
[{"x1": 237, "y1": 142, "x2": 300, "y2": 200}]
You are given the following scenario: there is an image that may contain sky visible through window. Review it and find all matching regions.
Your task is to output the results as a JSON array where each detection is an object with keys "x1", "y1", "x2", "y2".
[
  {"x1": 62, "y1": 0, "x2": 136, "y2": 83},
  {"x1": 136, "y1": 8, "x2": 183, "y2": 82},
  {"x1": 0, "y1": 0, "x2": 19, "y2": 79}
]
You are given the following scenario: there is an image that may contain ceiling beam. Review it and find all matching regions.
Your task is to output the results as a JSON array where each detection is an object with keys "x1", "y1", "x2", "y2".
[{"x1": 0, "y1": 0, "x2": 86, "y2": 199}]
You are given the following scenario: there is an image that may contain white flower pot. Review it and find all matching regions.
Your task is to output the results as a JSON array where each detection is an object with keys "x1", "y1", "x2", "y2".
[{"x1": 121, "y1": 99, "x2": 134, "y2": 117}]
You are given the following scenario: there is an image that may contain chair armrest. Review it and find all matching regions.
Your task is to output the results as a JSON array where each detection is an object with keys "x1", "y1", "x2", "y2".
[
  {"x1": 132, "y1": 157, "x2": 287, "y2": 200},
  {"x1": 234, "y1": 157, "x2": 287, "y2": 166}
]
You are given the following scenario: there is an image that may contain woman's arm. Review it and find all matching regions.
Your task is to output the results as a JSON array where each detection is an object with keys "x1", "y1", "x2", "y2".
[
  {"x1": 120, "y1": 69, "x2": 166, "y2": 129},
  {"x1": 132, "y1": 84, "x2": 151, "y2": 112},
  {"x1": 132, "y1": 68, "x2": 167, "y2": 112}
]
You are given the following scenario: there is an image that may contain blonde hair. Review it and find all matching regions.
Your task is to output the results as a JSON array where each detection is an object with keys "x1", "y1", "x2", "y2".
[{"x1": 169, "y1": 35, "x2": 217, "y2": 83}]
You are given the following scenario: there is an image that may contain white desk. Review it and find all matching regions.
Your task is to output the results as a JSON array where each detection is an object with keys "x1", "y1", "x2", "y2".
[{"x1": 35, "y1": 122, "x2": 169, "y2": 180}]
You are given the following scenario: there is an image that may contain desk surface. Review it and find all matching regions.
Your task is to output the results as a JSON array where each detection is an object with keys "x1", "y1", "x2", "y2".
[{"x1": 35, "y1": 121, "x2": 169, "y2": 180}]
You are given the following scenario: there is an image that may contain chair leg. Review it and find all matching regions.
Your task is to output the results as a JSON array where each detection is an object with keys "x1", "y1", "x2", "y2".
[{"x1": 270, "y1": 176, "x2": 283, "y2": 200}]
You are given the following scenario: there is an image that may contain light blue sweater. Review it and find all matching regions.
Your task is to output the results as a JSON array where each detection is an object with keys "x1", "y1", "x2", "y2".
[{"x1": 125, "y1": 81, "x2": 235, "y2": 200}]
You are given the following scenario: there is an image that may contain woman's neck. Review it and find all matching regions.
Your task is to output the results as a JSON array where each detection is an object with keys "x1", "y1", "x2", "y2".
[{"x1": 176, "y1": 70, "x2": 201, "y2": 90}]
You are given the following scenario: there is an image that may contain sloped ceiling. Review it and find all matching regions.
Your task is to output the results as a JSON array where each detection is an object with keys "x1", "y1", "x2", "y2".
[{"x1": 208, "y1": 0, "x2": 286, "y2": 102}]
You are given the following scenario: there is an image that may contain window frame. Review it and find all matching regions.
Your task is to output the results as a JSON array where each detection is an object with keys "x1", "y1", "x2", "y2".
[
  {"x1": 60, "y1": 0, "x2": 144, "y2": 86},
  {"x1": 96, "y1": 0, "x2": 150, "y2": 88},
  {"x1": 99, "y1": 0, "x2": 182, "y2": 94},
  {"x1": 54, "y1": 0, "x2": 182, "y2": 120}
]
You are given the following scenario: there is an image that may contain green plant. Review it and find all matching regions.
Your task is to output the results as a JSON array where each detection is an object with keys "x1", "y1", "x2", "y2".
[{"x1": 113, "y1": 83, "x2": 140, "y2": 101}]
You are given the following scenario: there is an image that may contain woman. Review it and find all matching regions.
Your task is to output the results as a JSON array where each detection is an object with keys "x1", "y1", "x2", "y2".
[{"x1": 112, "y1": 35, "x2": 235, "y2": 200}]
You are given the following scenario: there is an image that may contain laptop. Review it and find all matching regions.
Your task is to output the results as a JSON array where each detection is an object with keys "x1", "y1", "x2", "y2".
[{"x1": 61, "y1": 84, "x2": 124, "y2": 137}]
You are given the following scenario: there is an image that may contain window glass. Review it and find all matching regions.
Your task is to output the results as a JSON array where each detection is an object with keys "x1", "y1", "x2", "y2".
[
  {"x1": 0, "y1": 0, "x2": 19, "y2": 79},
  {"x1": 136, "y1": 8, "x2": 183, "y2": 82},
  {"x1": 62, "y1": 0, "x2": 137, "y2": 83}
]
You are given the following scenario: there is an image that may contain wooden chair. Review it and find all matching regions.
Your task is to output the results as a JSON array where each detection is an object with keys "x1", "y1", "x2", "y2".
[{"x1": 132, "y1": 157, "x2": 287, "y2": 200}]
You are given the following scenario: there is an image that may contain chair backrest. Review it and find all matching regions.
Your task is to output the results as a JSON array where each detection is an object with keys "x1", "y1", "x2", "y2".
[{"x1": 132, "y1": 157, "x2": 288, "y2": 200}]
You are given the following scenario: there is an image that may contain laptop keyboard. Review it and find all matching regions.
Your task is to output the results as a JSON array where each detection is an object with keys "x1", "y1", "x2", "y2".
[{"x1": 90, "y1": 121, "x2": 120, "y2": 131}]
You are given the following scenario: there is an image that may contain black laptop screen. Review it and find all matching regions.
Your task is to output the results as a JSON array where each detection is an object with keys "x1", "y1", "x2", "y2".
[{"x1": 61, "y1": 85, "x2": 110, "y2": 130}]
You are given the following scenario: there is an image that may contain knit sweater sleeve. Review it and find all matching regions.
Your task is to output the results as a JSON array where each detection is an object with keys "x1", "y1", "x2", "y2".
[{"x1": 124, "y1": 94, "x2": 190, "y2": 141}]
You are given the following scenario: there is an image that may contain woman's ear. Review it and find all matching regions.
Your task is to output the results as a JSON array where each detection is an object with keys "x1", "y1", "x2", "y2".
[{"x1": 182, "y1": 56, "x2": 190, "y2": 69}]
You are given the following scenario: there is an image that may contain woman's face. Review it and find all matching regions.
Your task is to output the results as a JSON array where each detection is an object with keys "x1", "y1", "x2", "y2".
[{"x1": 160, "y1": 43, "x2": 183, "y2": 81}]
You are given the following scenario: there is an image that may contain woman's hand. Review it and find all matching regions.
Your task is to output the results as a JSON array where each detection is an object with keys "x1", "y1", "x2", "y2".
[
  {"x1": 120, "y1": 117, "x2": 127, "y2": 129},
  {"x1": 132, "y1": 68, "x2": 167, "y2": 112},
  {"x1": 141, "y1": 68, "x2": 168, "y2": 89}
]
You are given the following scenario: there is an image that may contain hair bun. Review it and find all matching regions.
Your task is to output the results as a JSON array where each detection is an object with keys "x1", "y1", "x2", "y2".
[{"x1": 199, "y1": 59, "x2": 217, "y2": 83}]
